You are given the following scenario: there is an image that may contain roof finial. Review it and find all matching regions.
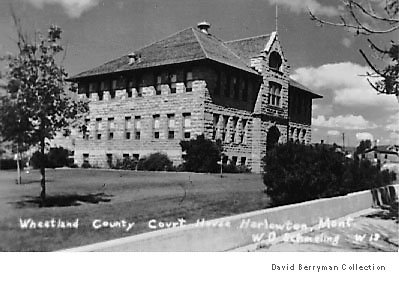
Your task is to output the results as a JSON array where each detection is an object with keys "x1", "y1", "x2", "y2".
[{"x1": 275, "y1": 1, "x2": 278, "y2": 33}]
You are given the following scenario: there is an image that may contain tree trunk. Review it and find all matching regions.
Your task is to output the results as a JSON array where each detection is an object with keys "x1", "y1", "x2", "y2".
[
  {"x1": 40, "y1": 138, "x2": 46, "y2": 205},
  {"x1": 16, "y1": 151, "x2": 21, "y2": 185}
]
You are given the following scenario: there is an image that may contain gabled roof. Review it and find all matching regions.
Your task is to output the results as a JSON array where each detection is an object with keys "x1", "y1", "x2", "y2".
[
  {"x1": 289, "y1": 78, "x2": 323, "y2": 99},
  {"x1": 225, "y1": 34, "x2": 322, "y2": 100},
  {"x1": 69, "y1": 27, "x2": 260, "y2": 80},
  {"x1": 224, "y1": 34, "x2": 271, "y2": 64},
  {"x1": 363, "y1": 146, "x2": 399, "y2": 155}
]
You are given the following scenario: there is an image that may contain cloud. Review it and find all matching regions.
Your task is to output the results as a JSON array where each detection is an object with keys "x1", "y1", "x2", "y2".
[
  {"x1": 267, "y1": 0, "x2": 339, "y2": 17},
  {"x1": 388, "y1": 132, "x2": 399, "y2": 144},
  {"x1": 312, "y1": 114, "x2": 377, "y2": 130},
  {"x1": 327, "y1": 130, "x2": 340, "y2": 136},
  {"x1": 341, "y1": 37, "x2": 352, "y2": 48},
  {"x1": 291, "y1": 62, "x2": 398, "y2": 110},
  {"x1": 356, "y1": 132, "x2": 374, "y2": 141},
  {"x1": 24, "y1": 0, "x2": 100, "y2": 18},
  {"x1": 386, "y1": 112, "x2": 399, "y2": 132}
]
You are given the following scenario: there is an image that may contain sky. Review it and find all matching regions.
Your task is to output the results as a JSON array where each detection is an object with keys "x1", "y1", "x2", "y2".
[{"x1": 0, "y1": 0, "x2": 397, "y2": 147}]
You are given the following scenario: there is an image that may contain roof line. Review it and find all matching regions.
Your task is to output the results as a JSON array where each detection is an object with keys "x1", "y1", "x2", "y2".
[
  {"x1": 215, "y1": 35, "x2": 247, "y2": 62},
  {"x1": 192, "y1": 27, "x2": 210, "y2": 59},
  {"x1": 194, "y1": 28, "x2": 252, "y2": 66},
  {"x1": 127, "y1": 26, "x2": 194, "y2": 55},
  {"x1": 224, "y1": 33, "x2": 271, "y2": 43},
  {"x1": 264, "y1": 31, "x2": 277, "y2": 52}
]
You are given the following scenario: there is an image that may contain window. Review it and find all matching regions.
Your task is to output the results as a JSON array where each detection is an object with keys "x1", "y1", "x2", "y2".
[
  {"x1": 106, "y1": 153, "x2": 113, "y2": 167},
  {"x1": 83, "y1": 153, "x2": 89, "y2": 164},
  {"x1": 231, "y1": 117, "x2": 238, "y2": 142},
  {"x1": 214, "y1": 70, "x2": 220, "y2": 96},
  {"x1": 185, "y1": 70, "x2": 193, "y2": 92},
  {"x1": 232, "y1": 156, "x2": 238, "y2": 166},
  {"x1": 225, "y1": 73, "x2": 231, "y2": 97},
  {"x1": 219, "y1": 71, "x2": 227, "y2": 97},
  {"x1": 137, "y1": 75, "x2": 144, "y2": 97},
  {"x1": 83, "y1": 118, "x2": 90, "y2": 140},
  {"x1": 221, "y1": 116, "x2": 228, "y2": 142},
  {"x1": 374, "y1": 153, "x2": 378, "y2": 159},
  {"x1": 241, "y1": 119, "x2": 248, "y2": 144},
  {"x1": 212, "y1": 114, "x2": 219, "y2": 140},
  {"x1": 126, "y1": 78, "x2": 135, "y2": 98},
  {"x1": 231, "y1": 75, "x2": 238, "y2": 99},
  {"x1": 89, "y1": 82, "x2": 98, "y2": 94},
  {"x1": 302, "y1": 129, "x2": 307, "y2": 142},
  {"x1": 78, "y1": 83, "x2": 88, "y2": 95},
  {"x1": 385, "y1": 154, "x2": 388, "y2": 159},
  {"x1": 169, "y1": 72, "x2": 177, "y2": 93},
  {"x1": 222, "y1": 155, "x2": 228, "y2": 164},
  {"x1": 240, "y1": 77, "x2": 248, "y2": 102},
  {"x1": 108, "y1": 118, "x2": 115, "y2": 140},
  {"x1": 167, "y1": 114, "x2": 175, "y2": 139},
  {"x1": 240, "y1": 157, "x2": 246, "y2": 165},
  {"x1": 125, "y1": 117, "x2": 131, "y2": 139},
  {"x1": 269, "y1": 51, "x2": 282, "y2": 71},
  {"x1": 183, "y1": 113, "x2": 191, "y2": 139},
  {"x1": 99, "y1": 81, "x2": 110, "y2": 101},
  {"x1": 123, "y1": 154, "x2": 130, "y2": 162},
  {"x1": 134, "y1": 116, "x2": 141, "y2": 140},
  {"x1": 133, "y1": 154, "x2": 140, "y2": 161},
  {"x1": 290, "y1": 127, "x2": 295, "y2": 141},
  {"x1": 268, "y1": 82, "x2": 282, "y2": 107},
  {"x1": 155, "y1": 74, "x2": 162, "y2": 95},
  {"x1": 110, "y1": 80, "x2": 118, "y2": 99},
  {"x1": 153, "y1": 114, "x2": 160, "y2": 139},
  {"x1": 95, "y1": 118, "x2": 102, "y2": 140}
]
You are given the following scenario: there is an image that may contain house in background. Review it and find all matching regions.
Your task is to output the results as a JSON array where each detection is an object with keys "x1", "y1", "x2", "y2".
[
  {"x1": 360, "y1": 146, "x2": 399, "y2": 164},
  {"x1": 68, "y1": 22, "x2": 322, "y2": 172}
]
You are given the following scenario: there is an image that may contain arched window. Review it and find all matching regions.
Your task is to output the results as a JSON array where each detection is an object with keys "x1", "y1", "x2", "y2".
[
  {"x1": 269, "y1": 51, "x2": 282, "y2": 71},
  {"x1": 266, "y1": 126, "x2": 280, "y2": 152}
]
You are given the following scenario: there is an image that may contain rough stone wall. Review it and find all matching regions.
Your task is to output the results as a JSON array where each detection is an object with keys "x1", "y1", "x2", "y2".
[
  {"x1": 202, "y1": 66, "x2": 259, "y2": 168},
  {"x1": 74, "y1": 67, "x2": 207, "y2": 167},
  {"x1": 70, "y1": 35, "x2": 317, "y2": 172},
  {"x1": 249, "y1": 35, "x2": 291, "y2": 172}
]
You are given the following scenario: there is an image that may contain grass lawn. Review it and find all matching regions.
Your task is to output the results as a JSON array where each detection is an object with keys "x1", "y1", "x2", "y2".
[{"x1": 0, "y1": 168, "x2": 269, "y2": 251}]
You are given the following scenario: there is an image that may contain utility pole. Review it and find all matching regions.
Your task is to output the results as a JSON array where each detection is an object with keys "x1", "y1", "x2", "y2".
[
  {"x1": 220, "y1": 154, "x2": 223, "y2": 178},
  {"x1": 16, "y1": 144, "x2": 21, "y2": 184},
  {"x1": 275, "y1": 2, "x2": 278, "y2": 33},
  {"x1": 342, "y1": 133, "x2": 345, "y2": 151}
]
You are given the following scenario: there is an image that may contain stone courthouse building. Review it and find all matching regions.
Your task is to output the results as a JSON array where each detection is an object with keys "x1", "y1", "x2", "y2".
[{"x1": 68, "y1": 22, "x2": 322, "y2": 173}]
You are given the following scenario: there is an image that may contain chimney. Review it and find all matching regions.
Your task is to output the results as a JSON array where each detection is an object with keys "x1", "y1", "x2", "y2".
[
  {"x1": 128, "y1": 52, "x2": 141, "y2": 65},
  {"x1": 197, "y1": 21, "x2": 211, "y2": 34}
]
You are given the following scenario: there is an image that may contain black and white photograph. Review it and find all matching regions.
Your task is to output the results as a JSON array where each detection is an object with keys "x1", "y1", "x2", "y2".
[{"x1": 0, "y1": 1, "x2": 398, "y2": 273}]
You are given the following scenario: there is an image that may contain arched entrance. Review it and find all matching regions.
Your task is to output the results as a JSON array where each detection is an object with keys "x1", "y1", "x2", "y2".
[{"x1": 266, "y1": 126, "x2": 280, "y2": 152}]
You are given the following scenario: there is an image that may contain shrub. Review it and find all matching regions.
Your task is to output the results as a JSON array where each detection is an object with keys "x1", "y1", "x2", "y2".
[
  {"x1": 137, "y1": 152, "x2": 173, "y2": 171},
  {"x1": 112, "y1": 157, "x2": 138, "y2": 170},
  {"x1": 263, "y1": 142, "x2": 396, "y2": 206},
  {"x1": 180, "y1": 134, "x2": 222, "y2": 173},
  {"x1": 222, "y1": 161, "x2": 252, "y2": 174},
  {"x1": 30, "y1": 147, "x2": 71, "y2": 169},
  {"x1": 81, "y1": 162, "x2": 91, "y2": 169},
  {"x1": 0, "y1": 158, "x2": 25, "y2": 170},
  {"x1": 30, "y1": 151, "x2": 47, "y2": 169},
  {"x1": 48, "y1": 147, "x2": 71, "y2": 168}
]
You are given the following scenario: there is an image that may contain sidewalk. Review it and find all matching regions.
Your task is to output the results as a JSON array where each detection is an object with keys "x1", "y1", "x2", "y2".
[{"x1": 256, "y1": 203, "x2": 398, "y2": 252}]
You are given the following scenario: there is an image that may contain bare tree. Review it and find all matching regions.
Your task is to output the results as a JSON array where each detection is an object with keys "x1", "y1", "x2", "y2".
[{"x1": 309, "y1": 0, "x2": 398, "y2": 101}]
